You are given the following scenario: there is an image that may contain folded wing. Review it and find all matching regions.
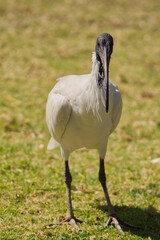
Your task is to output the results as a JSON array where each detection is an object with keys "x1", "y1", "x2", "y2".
[{"x1": 46, "y1": 93, "x2": 72, "y2": 149}]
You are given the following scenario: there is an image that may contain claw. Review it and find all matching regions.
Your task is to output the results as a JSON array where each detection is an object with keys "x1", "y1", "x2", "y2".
[
  {"x1": 104, "y1": 214, "x2": 141, "y2": 235},
  {"x1": 48, "y1": 219, "x2": 68, "y2": 227},
  {"x1": 69, "y1": 218, "x2": 79, "y2": 229},
  {"x1": 111, "y1": 217, "x2": 125, "y2": 235},
  {"x1": 104, "y1": 216, "x2": 125, "y2": 235},
  {"x1": 48, "y1": 217, "x2": 83, "y2": 229}
]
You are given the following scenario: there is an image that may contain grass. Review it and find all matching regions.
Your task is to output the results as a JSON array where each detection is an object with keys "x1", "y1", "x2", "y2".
[{"x1": 0, "y1": 0, "x2": 160, "y2": 239}]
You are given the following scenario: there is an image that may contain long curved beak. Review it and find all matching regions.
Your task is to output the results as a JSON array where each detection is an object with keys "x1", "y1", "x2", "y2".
[{"x1": 99, "y1": 47, "x2": 110, "y2": 112}]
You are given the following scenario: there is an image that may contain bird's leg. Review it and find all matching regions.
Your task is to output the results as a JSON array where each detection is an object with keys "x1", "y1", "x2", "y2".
[
  {"x1": 99, "y1": 158, "x2": 115, "y2": 216},
  {"x1": 99, "y1": 158, "x2": 140, "y2": 235},
  {"x1": 62, "y1": 160, "x2": 83, "y2": 228},
  {"x1": 65, "y1": 160, "x2": 74, "y2": 219},
  {"x1": 49, "y1": 160, "x2": 82, "y2": 229}
]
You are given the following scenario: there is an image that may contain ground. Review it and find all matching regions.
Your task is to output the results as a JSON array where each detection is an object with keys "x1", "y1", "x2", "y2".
[{"x1": 0, "y1": 0, "x2": 160, "y2": 239}]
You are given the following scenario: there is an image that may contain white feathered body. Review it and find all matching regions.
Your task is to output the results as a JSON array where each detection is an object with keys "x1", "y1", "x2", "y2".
[{"x1": 46, "y1": 53, "x2": 122, "y2": 159}]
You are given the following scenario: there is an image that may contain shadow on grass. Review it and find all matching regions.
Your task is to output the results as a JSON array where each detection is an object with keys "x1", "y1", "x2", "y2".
[{"x1": 96, "y1": 204, "x2": 160, "y2": 240}]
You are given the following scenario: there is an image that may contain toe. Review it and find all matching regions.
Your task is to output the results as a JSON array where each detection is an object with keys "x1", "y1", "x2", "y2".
[
  {"x1": 112, "y1": 217, "x2": 125, "y2": 235},
  {"x1": 69, "y1": 219, "x2": 80, "y2": 229},
  {"x1": 104, "y1": 216, "x2": 125, "y2": 235}
]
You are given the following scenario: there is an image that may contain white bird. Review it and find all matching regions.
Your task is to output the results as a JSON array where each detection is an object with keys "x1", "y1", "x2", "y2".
[{"x1": 46, "y1": 33, "x2": 138, "y2": 234}]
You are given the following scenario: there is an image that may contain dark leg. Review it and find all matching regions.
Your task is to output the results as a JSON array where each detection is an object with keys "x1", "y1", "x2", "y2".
[
  {"x1": 99, "y1": 158, "x2": 140, "y2": 235},
  {"x1": 65, "y1": 160, "x2": 74, "y2": 219},
  {"x1": 49, "y1": 160, "x2": 82, "y2": 229},
  {"x1": 99, "y1": 158, "x2": 115, "y2": 216}
]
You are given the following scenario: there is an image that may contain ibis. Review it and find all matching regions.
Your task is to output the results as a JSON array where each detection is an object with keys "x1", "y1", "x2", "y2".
[{"x1": 46, "y1": 33, "x2": 138, "y2": 234}]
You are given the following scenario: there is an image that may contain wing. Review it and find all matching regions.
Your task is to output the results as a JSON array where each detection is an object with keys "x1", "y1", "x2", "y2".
[{"x1": 46, "y1": 93, "x2": 72, "y2": 145}]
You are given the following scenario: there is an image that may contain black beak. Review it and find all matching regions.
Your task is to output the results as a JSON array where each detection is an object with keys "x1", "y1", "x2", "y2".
[{"x1": 99, "y1": 46, "x2": 110, "y2": 112}]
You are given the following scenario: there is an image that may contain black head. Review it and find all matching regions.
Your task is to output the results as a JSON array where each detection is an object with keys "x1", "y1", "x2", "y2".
[
  {"x1": 95, "y1": 33, "x2": 114, "y2": 112},
  {"x1": 95, "y1": 33, "x2": 113, "y2": 61}
]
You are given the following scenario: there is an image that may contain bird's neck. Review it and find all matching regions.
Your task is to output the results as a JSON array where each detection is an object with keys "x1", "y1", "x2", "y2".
[
  {"x1": 91, "y1": 52, "x2": 106, "y2": 88},
  {"x1": 90, "y1": 52, "x2": 107, "y2": 92},
  {"x1": 91, "y1": 52, "x2": 100, "y2": 80},
  {"x1": 82, "y1": 52, "x2": 106, "y2": 119}
]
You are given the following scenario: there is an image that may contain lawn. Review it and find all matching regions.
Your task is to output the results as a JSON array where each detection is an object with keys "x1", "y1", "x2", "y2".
[{"x1": 0, "y1": 0, "x2": 160, "y2": 239}]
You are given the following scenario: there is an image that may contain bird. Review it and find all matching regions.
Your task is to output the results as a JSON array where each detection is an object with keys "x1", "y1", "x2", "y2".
[{"x1": 46, "y1": 33, "x2": 138, "y2": 235}]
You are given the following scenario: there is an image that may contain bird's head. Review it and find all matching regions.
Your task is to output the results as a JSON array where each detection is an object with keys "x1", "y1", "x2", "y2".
[{"x1": 95, "y1": 33, "x2": 113, "y2": 112}]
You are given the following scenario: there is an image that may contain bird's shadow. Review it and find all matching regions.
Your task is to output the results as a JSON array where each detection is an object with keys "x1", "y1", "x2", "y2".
[{"x1": 95, "y1": 204, "x2": 160, "y2": 239}]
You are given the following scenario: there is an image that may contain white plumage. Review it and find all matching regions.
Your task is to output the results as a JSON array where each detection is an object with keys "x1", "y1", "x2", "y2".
[
  {"x1": 45, "y1": 33, "x2": 136, "y2": 234},
  {"x1": 46, "y1": 52, "x2": 122, "y2": 160}
]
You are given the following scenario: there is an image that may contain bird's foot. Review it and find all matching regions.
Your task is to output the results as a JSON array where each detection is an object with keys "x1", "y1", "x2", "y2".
[
  {"x1": 104, "y1": 214, "x2": 141, "y2": 235},
  {"x1": 48, "y1": 216, "x2": 83, "y2": 229}
]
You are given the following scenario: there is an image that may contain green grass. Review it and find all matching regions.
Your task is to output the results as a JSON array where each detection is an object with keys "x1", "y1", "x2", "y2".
[{"x1": 0, "y1": 0, "x2": 160, "y2": 239}]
